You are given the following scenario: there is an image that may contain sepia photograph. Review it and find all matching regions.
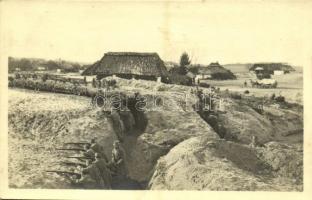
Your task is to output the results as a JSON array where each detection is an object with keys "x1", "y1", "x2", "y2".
[{"x1": 0, "y1": 0, "x2": 312, "y2": 198}]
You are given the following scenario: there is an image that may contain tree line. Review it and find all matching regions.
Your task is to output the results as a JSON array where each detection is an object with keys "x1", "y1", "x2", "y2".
[{"x1": 8, "y1": 57, "x2": 90, "y2": 73}]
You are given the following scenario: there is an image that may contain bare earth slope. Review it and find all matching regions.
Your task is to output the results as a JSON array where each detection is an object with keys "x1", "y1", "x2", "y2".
[
  {"x1": 149, "y1": 136, "x2": 302, "y2": 191},
  {"x1": 9, "y1": 89, "x2": 117, "y2": 188}
]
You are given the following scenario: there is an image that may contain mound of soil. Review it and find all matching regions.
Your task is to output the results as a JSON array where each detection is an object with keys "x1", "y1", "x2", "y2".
[
  {"x1": 198, "y1": 97, "x2": 303, "y2": 145},
  {"x1": 149, "y1": 136, "x2": 302, "y2": 191},
  {"x1": 126, "y1": 110, "x2": 217, "y2": 182},
  {"x1": 257, "y1": 142, "x2": 303, "y2": 183}
]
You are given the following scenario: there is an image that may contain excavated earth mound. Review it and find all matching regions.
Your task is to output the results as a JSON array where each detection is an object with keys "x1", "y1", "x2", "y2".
[
  {"x1": 126, "y1": 110, "x2": 217, "y2": 183},
  {"x1": 149, "y1": 136, "x2": 302, "y2": 191}
]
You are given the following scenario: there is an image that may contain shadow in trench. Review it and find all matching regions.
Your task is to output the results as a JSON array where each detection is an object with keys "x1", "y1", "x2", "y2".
[{"x1": 108, "y1": 95, "x2": 149, "y2": 189}]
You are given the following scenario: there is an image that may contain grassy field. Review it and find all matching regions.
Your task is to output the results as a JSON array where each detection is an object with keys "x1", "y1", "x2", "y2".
[{"x1": 202, "y1": 72, "x2": 303, "y2": 104}]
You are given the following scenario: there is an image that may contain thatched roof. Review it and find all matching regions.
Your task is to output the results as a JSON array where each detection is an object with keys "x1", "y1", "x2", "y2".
[
  {"x1": 81, "y1": 60, "x2": 100, "y2": 76},
  {"x1": 82, "y1": 52, "x2": 169, "y2": 77},
  {"x1": 198, "y1": 62, "x2": 231, "y2": 75},
  {"x1": 189, "y1": 62, "x2": 236, "y2": 80}
]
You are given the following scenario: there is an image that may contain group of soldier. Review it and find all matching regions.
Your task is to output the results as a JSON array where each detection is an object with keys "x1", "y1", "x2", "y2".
[
  {"x1": 52, "y1": 138, "x2": 127, "y2": 189},
  {"x1": 92, "y1": 78, "x2": 117, "y2": 90}
]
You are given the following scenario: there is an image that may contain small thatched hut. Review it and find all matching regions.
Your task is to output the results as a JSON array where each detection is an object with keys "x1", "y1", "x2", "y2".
[
  {"x1": 190, "y1": 62, "x2": 236, "y2": 80},
  {"x1": 82, "y1": 52, "x2": 169, "y2": 82}
]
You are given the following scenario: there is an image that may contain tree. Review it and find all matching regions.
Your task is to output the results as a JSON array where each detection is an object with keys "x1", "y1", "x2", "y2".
[
  {"x1": 179, "y1": 52, "x2": 191, "y2": 75},
  {"x1": 180, "y1": 52, "x2": 191, "y2": 67}
]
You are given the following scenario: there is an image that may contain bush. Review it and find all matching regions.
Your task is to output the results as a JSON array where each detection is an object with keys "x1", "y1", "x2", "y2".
[
  {"x1": 275, "y1": 95, "x2": 285, "y2": 103},
  {"x1": 211, "y1": 72, "x2": 236, "y2": 80},
  {"x1": 168, "y1": 74, "x2": 193, "y2": 86},
  {"x1": 199, "y1": 82, "x2": 210, "y2": 88},
  {"x1": 42, "y1": 74, "x2": 48, "y2": 82},
  {"x1": 270, "y1": 93, "x2": 276, "y2": 100},
  {"x1": 230, "y1": 92, "x2": 242, "y2": 99},
  {"x1": 244, "y1": 90, "x2": 250, "y2": 94}
]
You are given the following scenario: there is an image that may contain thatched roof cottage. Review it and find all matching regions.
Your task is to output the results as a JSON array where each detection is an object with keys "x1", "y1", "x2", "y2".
[
  {"x1": 191, "y1": 62, "x2": 236, "y2": 80},
  {"x1": 82, "y1": 52, "x2": 169, "y2": 82}
]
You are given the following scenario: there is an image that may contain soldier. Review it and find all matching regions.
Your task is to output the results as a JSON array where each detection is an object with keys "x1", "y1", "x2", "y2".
[
  {"x1": 83, "y1": 76, "x2": 87, "y2": 86},
  {"x1": 71, "y1": 168, "x2": 98, "y2": 189},
  {"x1": 92, "y1": 78, "x2": 96, "y2": 88},
  {"x1": 81, "y1": 159, "x2": 106, "y2": 189},
  {"x1": 111, "y1": 140, "x2": 127, "y2": 177},
  {"x1": 98, "y1": 80, "x2": 102, "y2": 88},
  {"x1": 90, "y1": 138, "x2": 109, "y2": 163},
  {"x1": 110, "y1": 79, "x2": 117, "y2": 90},
  {"x1": 35, "y1": 81, "x2": 40, "y2": 92},
  {"x1": 15, "y1": 73, "x2": 21, "y2": 79},
  {"x1": 110, "y1": 110, "x2": 125, "y2": 142},
  {"x1": 93, "y1": 153, "x2": 112, "y2": 189},
  {"x1": 83, "y1": 144, "x2": 96, "y2": 161}
]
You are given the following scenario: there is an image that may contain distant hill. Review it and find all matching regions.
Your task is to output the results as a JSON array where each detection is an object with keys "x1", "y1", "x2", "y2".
[
  {"x1": 8, "y1": 57, "x2": 90, "y2": 73},
  {"x1": 249, "y1": 63, "x2": 295, "y2": 72},
  {"x1": 292, "y1": 66, "x2": 303, "y2": 73},
  {"x1": 224, "y1": 63, "x2": 296, "y2": 74},
  {"x1": 223, "y1": 63, "x2": 253, "y2": 74}
]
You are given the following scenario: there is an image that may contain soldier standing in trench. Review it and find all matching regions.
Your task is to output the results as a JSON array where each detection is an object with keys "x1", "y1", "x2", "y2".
[
  {"x1": 110, "y1": 110, "x2": 125, "y2": 142},
  {"x1": 111, "y1": 140, "x2": 127, "y2": 178},
  {"x1": 93, "y1": 153, "x2": 112, "y2": 189}
]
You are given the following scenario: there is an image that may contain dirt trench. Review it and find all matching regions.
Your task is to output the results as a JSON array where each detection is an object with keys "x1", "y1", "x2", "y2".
[
  {"x1": 194, "y1": 95, "x2": 303, "y2": 146},
  {"x1": 103, "y1": 93, "x2": 216, "y2": 188},
  {"x1": 10, "y1": 88, "x2": 303, "y2": 190},
  {"x1": 103, "y1": 95, "x2": 150, "y2": 189},
  {"x1": 8, "y1": 89, "x2": 191, "y2": 189}
]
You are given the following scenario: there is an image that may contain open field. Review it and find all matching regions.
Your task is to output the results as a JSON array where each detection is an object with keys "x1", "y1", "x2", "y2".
[{"x1": 202, "y1": 72, "x2": 303, "y2": 104}]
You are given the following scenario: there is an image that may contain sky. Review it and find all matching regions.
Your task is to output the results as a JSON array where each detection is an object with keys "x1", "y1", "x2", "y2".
[{"x1": 1, "y1": 0, "x2": 312, "y2": 66}]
